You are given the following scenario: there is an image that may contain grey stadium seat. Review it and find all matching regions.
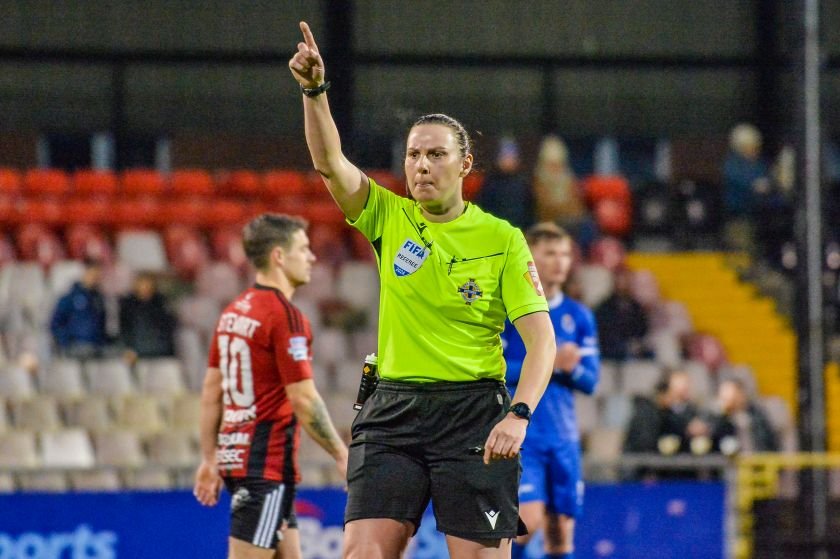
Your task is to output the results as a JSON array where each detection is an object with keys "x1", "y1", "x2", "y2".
[
  {"x1": 18, "y1": 471, "x2": 69, "y2": 492},
  {"x1": 114, "y1": 395, "x2": 165, "y2": 434},
  {"x1": 40, "y1": 358, "x2": 85, "y2": 398},
  {"x1": 40, "y1": 428, "x2": 96, "y2": 468},
  {"x1": 11, "y1": 396, "x2": 63, "y2": 431},
  {"x1": 0, "y1": 431, "x2": 39, "y2": 468},
  {"x1": 69, "y1": 469, "x2": 122, "y2": 492},
  {"x1": 93, "y1": 429, "x2": 146, "y2": 468},
  {"x1": 63, "y1": 396, "x2": 113, "y2": 431},
  {"x1": 116, "y1": 230, "x2": 168, "y2": 273},
  {"x1": 123, "y1": 466, "x2": 173, "y2": 490},
  {"x1": 84, "y1": 358, "x2": 135, "y2": 396},
  {"x1": 145, "y1": 430, "x2": 197, "y2": 468},
  {"x1": 621, "y1": 359, "x2": 663, "y2": 397},
  {"x1": 0, "y1": 365, "x2": 36, "y2": 398},
  {"x1": 135, "y1": 358, "x2": 186, "y2": 396}
]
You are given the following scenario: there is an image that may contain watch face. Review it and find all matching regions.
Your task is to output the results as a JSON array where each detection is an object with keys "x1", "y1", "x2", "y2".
[{"x1": 510, "y1": 403, "x2": 531, "y2": 420}]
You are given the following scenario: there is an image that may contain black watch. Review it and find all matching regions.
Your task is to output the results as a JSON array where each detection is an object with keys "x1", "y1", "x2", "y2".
[
  {"x1": 300, "y1": 81, "x2": 331, "y2": 98},
  {"x1": 508, "y1": 402, "x2": 531, "y2": 424}
]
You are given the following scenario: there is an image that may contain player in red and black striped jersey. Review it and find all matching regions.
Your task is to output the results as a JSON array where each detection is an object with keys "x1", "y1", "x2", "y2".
[{"x1": 194, "y1": 214, "x2": 348, "y2": 559}]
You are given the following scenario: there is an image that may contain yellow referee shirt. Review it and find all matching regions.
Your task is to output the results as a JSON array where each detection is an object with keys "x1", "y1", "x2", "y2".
[{"x1": 349, "y1": 179, "x2": 548, "y2": 383}]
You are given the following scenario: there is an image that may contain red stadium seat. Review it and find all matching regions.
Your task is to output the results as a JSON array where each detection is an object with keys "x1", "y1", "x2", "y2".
[
  {"x1": 462, "y1": 171, "x2": 485, "y2": 201},
  {"x1": 65, "y1": 198, "x2": 112, "y2": 226},
  {"x1": 303, "y1": 201, "x2": 345, "y2": 226},
  {"x1": 308, "y1": 222, "x2": 349, "y2": 265},
  {"x1": 582, "y1": 175, "x2": 631, "y2": 206},
  {"x1": 121, "y1": 169, "x2": 166, "y2": 195},
  {"x1": 217, "y1": 170, "x2": 261, "y2": 197},
  {"x1": 16, "y1": 223, "x2": 65, "y2": 265},
  {"x1": 348, "y1": 229, "x2": 375, "y2": 262},
  {"x1": 161, "y1": 198, "x2": 210, "y2": 228},
  {"x1": 263, "y1": 170, "x2": 307, "y2": 199},
  {"x1": 66, "y1": 224, "x2": 113, "y2": 263},
  {"x1": 171, "y1": 169, "x2": 214, "y2": 196},
  {"x1": 211, "y1": 228, "x2": 248, "y2": 270},
  {"x1": 72, "y1": 170, "x2": 118, "y2": 196},
  {"x1": 205, "y1": 200, "x2": 247, "y2": 228},
  {"x1": 113, "y1": 198, "x2": 166, "y2": 228},
  {"x1": 0, "y1": 193, "x2": 15, "y2": 223},
  {"x1": 0, "y1": 168, "x2": 22, "y2": 194},
  {"x1": 23, "y1": 169, "x2": 70, "y2": 196},
  {"x1": 164, "y1": 225, "x2": 210, "y2": 280},
  {"x1": 15, "y1": 198, "x2": 64, "y2": 225},
  {"x1": 366, "y1": 169, "x2": 402, "y2": 193}
]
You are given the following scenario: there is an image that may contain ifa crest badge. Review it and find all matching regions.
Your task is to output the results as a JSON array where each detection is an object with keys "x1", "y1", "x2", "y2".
[{"x1": 458, "y1": 278, "x2": 483, "y2": 305}]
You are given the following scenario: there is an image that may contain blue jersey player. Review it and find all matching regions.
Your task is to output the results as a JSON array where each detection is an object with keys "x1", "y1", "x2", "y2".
[{"x1": 503, "y1": 223, "x2": 600, "y2": 559}]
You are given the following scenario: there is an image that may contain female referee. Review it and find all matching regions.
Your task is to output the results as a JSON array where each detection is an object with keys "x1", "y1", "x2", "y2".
[{"x1": 289, "y1": 22, "x2": 556, "y2": 559}]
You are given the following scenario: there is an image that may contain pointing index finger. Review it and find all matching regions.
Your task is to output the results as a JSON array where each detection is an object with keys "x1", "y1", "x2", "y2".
[{"x1": 300, "y1": 21, "x2": 318, "y2": 50}]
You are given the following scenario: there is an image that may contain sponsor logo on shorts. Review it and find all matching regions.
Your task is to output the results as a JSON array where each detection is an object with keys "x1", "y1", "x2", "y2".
[
  {"x1": 394, "y1": 239, "x2": 428, "y2": 277},
  {"x1": 288, "y1": 336, "x2": 309, "y2": 362},
  {"x1": 484, "y1": 510, "x2": 499, "y2": 529}
]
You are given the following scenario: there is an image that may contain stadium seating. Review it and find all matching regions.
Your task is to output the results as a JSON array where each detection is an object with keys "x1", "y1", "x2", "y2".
[
  {"x1": 72, "y1": 170, "x2": 118, "y2": 196},
  {"x1": 40, "y1": 428, "x2": 95, "y2": 468}
]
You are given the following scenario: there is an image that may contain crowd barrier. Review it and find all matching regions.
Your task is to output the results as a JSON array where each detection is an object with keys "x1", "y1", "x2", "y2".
[{"x1": 0, "y1": 482, "x2": 724, "y2": 559}]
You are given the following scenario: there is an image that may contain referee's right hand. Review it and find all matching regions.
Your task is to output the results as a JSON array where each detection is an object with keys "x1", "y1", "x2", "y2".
[
  {"x1": 193, "y1": 460, "x2": 222, "y2": 507},
  {"x1": 289, "y1": 21, "x2": 326, "y2": 89}
]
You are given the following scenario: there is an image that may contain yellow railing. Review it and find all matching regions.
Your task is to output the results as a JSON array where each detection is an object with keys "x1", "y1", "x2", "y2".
[{"x1": 735, "y1": 452, "x2": 840, "y2": 558}]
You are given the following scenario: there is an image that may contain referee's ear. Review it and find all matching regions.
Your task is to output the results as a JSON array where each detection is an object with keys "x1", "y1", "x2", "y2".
[{"x1": 460, "y1": 153, "x2": 474, "y2": 177}]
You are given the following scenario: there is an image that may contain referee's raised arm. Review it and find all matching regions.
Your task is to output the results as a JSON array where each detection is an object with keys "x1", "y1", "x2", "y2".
[{"x1": 289, "y1": 21, "x2": 369, "y2": 221}]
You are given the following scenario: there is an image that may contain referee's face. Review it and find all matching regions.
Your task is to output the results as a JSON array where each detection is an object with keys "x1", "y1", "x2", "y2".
[
  {"x1": 531, "y1": 237, "x2": 573, "y2": 290},
  {"x1": 405, "y1": 124, "x2": 470, "y2": 210}
]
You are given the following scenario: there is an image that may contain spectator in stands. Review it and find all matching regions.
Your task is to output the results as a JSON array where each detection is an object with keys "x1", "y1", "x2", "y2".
[
  {"x1": 533, "y1": 135, "x2": 597, "y2": 249},
  {"x1": 594, "y1": 267, "x2": 650, "y2": 361},
  {"x1": 475, "y1": 136, "x2": 534, "y2": 229},
  {"x1": 49, "y1": 258, "x2": 108, "y2": 358},
  {"x1": 623, "y1": 370, "x2": 706, "y2": 479},
  {"x1": 707, "y1": 377, "x2": 778, "y2": 455},
  {"x1": 119, "y1": 272, "x2": 176, "y2": 363},
  {"x1": 722, "y1": 123, "x2": 770, "y2": 250}
]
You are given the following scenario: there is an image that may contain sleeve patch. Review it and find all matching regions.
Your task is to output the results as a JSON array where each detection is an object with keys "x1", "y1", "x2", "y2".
[
  {"x1": 287, "y1": 336, "x2": 310, "y2": 362},
  {"x1": 523, "y1": 261, "x2": 544, "y2": 297}
]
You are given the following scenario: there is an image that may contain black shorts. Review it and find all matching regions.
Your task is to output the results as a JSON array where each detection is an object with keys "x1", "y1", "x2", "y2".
[
  {"x1": 345, "y1": 379, "x2": 523, "y2": 541},
  {"x1": 223, "y1": 477, "x2": 297, "y2": 549}
]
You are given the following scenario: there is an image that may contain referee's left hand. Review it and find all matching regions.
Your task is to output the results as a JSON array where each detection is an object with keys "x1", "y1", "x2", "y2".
[{"x1": 483, "y1": 415, "x2": 527, "y2": 465}]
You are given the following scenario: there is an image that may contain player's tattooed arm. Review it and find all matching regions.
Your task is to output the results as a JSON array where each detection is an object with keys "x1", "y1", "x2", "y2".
[
  {"x1": 306, "y1": 398, "x2": 344, "y2": 453},
  {"x1": 286, "y1": 379, "x2": 349, "y2": 472}
]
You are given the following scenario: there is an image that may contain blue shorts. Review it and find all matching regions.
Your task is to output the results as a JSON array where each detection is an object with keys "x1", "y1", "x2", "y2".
[{"x1": 518, "y1": 439, "x2": 583, "y2": 517}]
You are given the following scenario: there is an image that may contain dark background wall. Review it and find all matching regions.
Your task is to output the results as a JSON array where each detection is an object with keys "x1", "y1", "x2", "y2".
[{"x1": 0, "y1": 0, "x2": 837, "y2": 166}]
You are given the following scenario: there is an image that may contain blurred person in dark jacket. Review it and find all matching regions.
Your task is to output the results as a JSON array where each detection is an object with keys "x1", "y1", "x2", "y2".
[
  {"x1": 119, "y1": 272, "x2": 176, "y2": 362},
  {"x1": 708, "y1": 378, "x2": 778, "y2": 455},
  {"x1": 50, "y1": 258, "x2": 108, "y2": 357},
  {"x1": 594, "y1": 267, "x2": 649, "y2": 361},
  {"x1": 475, "y1": 136, "x2": 535, "y2": 229},
  {"x1": 623, "y1": 370, "x2": 707, "y2": 479}
]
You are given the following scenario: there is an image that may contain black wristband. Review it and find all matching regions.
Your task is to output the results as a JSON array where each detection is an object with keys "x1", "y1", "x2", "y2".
[
  {"x1": 300, "y1": 81, "x2": 331, "y2": 98},
  {"x1": 508, "y1": 402, "x2": 532, "y2": 424}
]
